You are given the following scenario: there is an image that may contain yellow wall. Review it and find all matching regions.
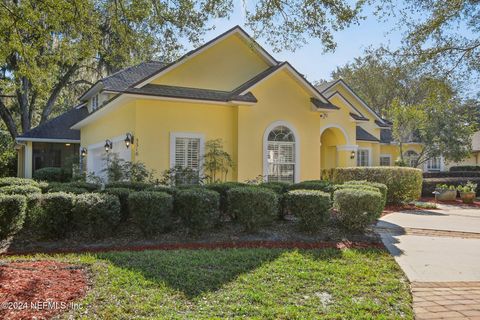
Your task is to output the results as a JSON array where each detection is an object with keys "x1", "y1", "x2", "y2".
[
  {"x1": 237, "y1": 70, "x2": 321, "y2": 182},
  {"x1": 152, "y1": 34, "x2": 270, "y2": 91},
  {"x1": 134, "y1": 99, "x2": 238, "y2": 180}
]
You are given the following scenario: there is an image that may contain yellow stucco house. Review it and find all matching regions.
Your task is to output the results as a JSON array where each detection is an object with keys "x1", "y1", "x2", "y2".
[{"x1": 15, "y1": 26, "x2": 479, "y2": 181}]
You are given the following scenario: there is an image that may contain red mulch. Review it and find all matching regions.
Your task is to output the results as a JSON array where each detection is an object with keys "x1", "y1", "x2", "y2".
[
  {"x1": 0, "y1": 261, "x2": 88, "y2": 320},
  {"x1": 2, "y1": 240, "x2": 384, "y2": 257}
]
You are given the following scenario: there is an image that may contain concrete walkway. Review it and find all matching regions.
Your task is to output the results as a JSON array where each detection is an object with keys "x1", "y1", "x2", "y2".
[{"x1": 376, "y1": 203, "x2": 480, "y2": 319}]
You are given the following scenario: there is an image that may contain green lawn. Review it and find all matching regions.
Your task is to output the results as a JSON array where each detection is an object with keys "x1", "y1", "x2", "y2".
[{"x1": 11, "y1": 248, "x2": 412, "y2": 319}]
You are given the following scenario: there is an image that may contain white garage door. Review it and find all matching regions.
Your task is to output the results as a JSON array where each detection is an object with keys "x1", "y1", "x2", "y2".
[{"x1": 87, "y1": 139, "x2": 131, "y2": 182}]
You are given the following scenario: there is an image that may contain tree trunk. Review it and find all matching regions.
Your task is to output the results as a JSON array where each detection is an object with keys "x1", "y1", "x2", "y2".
[{"x1": 0, "y1": 99, "x2": 18, "y2": 138}]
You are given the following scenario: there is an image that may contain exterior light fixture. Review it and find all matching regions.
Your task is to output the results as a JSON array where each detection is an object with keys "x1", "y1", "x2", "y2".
[
  {"x1": 104, "y1": 139, "x2": 113, "y2": 152},
  {"x1": 124, "y1": 133, "x2": 134, "y2": 148},
  {"x1": 65, "y1": 143, "x2": 71, "y2": 147},
  {"x1": 350, "y1": 151, "x2": 356, "y2": 159},
  {"x1": 80, "y1": 147, "x2": 87, "y2": 157}
]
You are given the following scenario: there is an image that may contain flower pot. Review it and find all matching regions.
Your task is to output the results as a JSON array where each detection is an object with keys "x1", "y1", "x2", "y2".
[
  {"x1": 435, "y1": 189, "x2": 457, "y2": 201},
  {"x1": 460, "y1": 192, "x2": 476, "y2": 204}
]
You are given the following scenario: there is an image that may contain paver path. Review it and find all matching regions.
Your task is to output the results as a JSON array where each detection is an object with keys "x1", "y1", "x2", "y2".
[{"x1": 376, "y1": 203, "x2": 480, "y2": 319}]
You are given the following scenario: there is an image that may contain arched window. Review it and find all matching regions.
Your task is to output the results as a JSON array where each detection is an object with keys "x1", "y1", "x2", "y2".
[{"x1": 265, "y1": 125, "x2": 296, "y2": 183}]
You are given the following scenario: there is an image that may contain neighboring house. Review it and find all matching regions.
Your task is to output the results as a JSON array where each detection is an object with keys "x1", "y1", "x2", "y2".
[{"x1": 14, "y1": 26, "x2": 477, "y2": 181}]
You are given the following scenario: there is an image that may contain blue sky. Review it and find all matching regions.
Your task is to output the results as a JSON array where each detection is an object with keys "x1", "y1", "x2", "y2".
[{"x1": 188, "y1": 2, "x2": 405, "y2": 83}]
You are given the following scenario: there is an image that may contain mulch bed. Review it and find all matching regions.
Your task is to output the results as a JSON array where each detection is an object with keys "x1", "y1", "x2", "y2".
[
  {"x1": 1, "y1": 240, "x2": 384, "y2": 256},
  {"x1": 0, "y1": 261, "x2": 88, "y2": 320},
  {"x1": 420, "y1": 197, "x2": 480, "y2": 208}
]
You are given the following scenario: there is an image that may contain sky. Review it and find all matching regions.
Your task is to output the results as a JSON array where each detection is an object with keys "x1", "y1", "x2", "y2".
[{"x1": 184, "y1": 2, "x2": 405, "y2": 84}]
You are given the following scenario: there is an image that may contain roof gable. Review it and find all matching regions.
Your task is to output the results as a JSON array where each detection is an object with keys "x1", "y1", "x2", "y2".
[{"x1": 134, "y1": 26, "x2": 278, "y2": 91}]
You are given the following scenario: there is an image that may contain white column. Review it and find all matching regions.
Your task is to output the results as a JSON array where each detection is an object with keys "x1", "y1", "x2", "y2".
[{"x1": 24, "y1": 141, "x2": 33, "y2": 178}]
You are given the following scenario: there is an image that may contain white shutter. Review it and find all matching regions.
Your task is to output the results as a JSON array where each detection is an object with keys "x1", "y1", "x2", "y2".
[
  {"x1": 267, "y1": 141, "x2": 295, "y2": 183},
  {"x1": 175, "y1": 137, "x2": 200, "y2": 170}
]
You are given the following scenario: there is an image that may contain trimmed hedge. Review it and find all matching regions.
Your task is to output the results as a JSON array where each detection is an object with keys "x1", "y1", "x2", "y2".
[
  {"x1": 322, "y1": 167, "x2": 422, "y2": 204},
  {"x1": 106, "y1": 181, "x2": 151, "y2": 191},
  {"x1": 205, "y1": 182, "x2": 248, "y2": 216},
  {"x1": 35, "y1": 192, "x2": 74, "y2": 239},
  {"x1": 129, "y1": 191, "x2": 174, "y2": 236},
  {"x1": 48, "y1": 185, "x2": 88, "y2": 194},
  {"x1": 259, "y1": 182, "x2": 290, "y2": 218},
  {"x1": 341, "y1": 181, "x2": 388, "y2": 208},
  {"x1": 288, "y1": 180, "x2": 334, "y2": 193},
  {"x1": 174, "y1": 188, "x2": 220, "y2": 232},
  {"x1": 0, "y1": 185, "x2": 42, "y2": 195},
  {"x1": 227, "y1": 187, "x2": 278, "y2": 231},
  {"x1": 450, "y1": 166, "x2": 480, "y2": 172},
  {"x1": 333, "y1": 188, "x2": 383, "y2": 231},
  {"x1": 285, "y1": 190, "x2": 331, "y2": 230},
  {"x1": 423, "y1": 171, "x2": 480, "y2": 178},
  {"x1": 102, "y1": 188, "x2": 131, "y2": 220},
  {"x1": 24, "y1": 193, "x2": 43, "y2": 230},
  {"x1": 423, "y1": 177, "x2": 480, "y2": 197},
  {"x1": 68, "y1": 181, "x2": 101, "y2": 192},
  {"x1": 33, "y1": 167, "x2": 70, "y2": 182},
  {"x1": 0, "y1": 177, "x2": 39, "y2": 188},
  {"x1": 0, "y1": 194, "x2": 27, "y2": 240},
  {"x1": 72, "y1": 193, "x2": 121, "y2": 238}
]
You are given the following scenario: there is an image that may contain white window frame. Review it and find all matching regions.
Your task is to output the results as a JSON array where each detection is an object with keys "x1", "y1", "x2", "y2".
[
  {"x1": 91, "y1": 94, "x2": 99, "y2": 110},
  {"x1": 357, "y1": 148, "x2": 371, "y2": 167},
  {"x1": 379, "y1": 154, "x2": 391, "y2": 166},
  {"x1": 263, "y1": 121, "x2": 300, "y2": 183},
  {"x1": 169, "y1": 132, "x2": 205, "y2": 174},
  {"x1": 425, "y1": 156, "x2": 442, "y2": 172}
]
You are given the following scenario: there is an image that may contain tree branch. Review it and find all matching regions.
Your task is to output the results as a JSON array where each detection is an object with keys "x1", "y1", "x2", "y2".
[
  {"x1": 41, "y1": 63, "x2": 79, "y2": 123},
  {"x1": 0, "y1": 98, "x2": 18, "y2": 139}
]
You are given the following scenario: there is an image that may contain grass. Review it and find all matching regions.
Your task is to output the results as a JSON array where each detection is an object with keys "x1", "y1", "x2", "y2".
[
  {"x1": 412, "y1": 201, "x2": 438, "y2": 209},
  {"x1": 8, "y1": 248, "x2": 412, "y2": 319}
]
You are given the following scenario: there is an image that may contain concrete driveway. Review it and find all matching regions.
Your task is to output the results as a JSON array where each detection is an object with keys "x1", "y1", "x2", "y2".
[{"x1": 376, "y1": 203, "x2": 480, "y2": 319}]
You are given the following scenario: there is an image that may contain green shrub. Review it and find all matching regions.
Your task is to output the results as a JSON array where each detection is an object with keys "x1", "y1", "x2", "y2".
[
  {"x1": 36, "y1": 192, "x2": 74, "y2": 239},
  {"x1": 0, "y1": 177, "x2": 39, "y2": 188},
  {"x1": 67, "y1": 181, "x2": 100, "y2": 192},
  {"x1": 322, "y1": 167, "x2": 422, "y2": 204},
  {"x1": 128, "y1": 191, "x2": 174, "y2": 236},
  {"x1": 33, "y1": 167, "x2": 70, "y2": 182},
  {"x1": 106, "y1": 181, "x2": 151, "y2": 191},
  {"x1": 48, "y1": 184, "x2": 88, "y2": 194},
  {"x1": 205, "y1": 182, "x2": 248, "y2": 215},
  {"x1": 0, "y1": 194, "x2": 27, "y2": 239},
  {"x1": 145, "y1": 185, "x2": 176, "y2": 194},
  {"x1": 288, "y1": 180, "x2": 334, "y2": 193},
  {"x1": 340, "y1": 181, "x2": 388, "y2": 208},
  {"x1": 258, "y1": 182, "x2": 290, "y2": 218},
  {"x1": 0, "y1": 184, "x2": 42, "y2": 195},
  {"x1": 450, "y1": 165, "x2": 480, "y2": 172},
  {"x1": 227, "y1": 187, "x2": 277, "y2": 231},
  {"x1": 285, "y1": 190, "x2": 331, "y2": 230},
  {"x1": 333, "y1": 188, "x2": 383, "y2": 231},
  {"x1": 24, "y1": 193, "x2": 43, "y2": 230},
  {"x1": 72, "y1": 193, "x2": 121, "y2": 238},
  {"x1": 423, "y1": 177, "x2": 480, "y2": 196},
  {"x1": 102, "y1": 188, "x2": 131, "y2": 220},
  {"x1": 174, "y1": 188, "x2": 220, "y2": 232}
]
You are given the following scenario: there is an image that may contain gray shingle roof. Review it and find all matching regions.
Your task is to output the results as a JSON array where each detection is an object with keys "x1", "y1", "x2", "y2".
[
  {"x1": 356, "y1": 126, "x2": 380, "y2": 142},
  {"x1": 350, "y1": 113, "x2": 369, "y2": 121},
  {"x1": 124, "y1": 84, "x2": 257, "y2": 103},
  {"x1": 375, "y1": 119, "x2": 391, "y2": 128},
  {"x1": 310, "y1": 98, "x2": 339, "y2": 110},
  {"x1": 102, "y1": 61, "x2": 166, "y2": 91},
  {"x1": 17, "y1": 106, "x2": 88, "y2": 141}
]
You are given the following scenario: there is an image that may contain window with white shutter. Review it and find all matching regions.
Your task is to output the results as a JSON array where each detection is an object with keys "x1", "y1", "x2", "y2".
[
  {"x1": 357, "y1": 149, "x2": 370, "y2": 167},
  {"x1": 170, "y1": 132, "x2": 205, "y2": 175},
  {"x1": 266, "y1": 126, "x2": 296, "y2": 183}
]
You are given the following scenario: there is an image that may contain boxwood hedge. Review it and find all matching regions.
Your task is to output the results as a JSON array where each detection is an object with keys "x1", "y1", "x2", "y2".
[
  {"x1": 0, "y1": 194, "x2": 27, "y2": 240},
  {"x1": 285, "y1": 189, "x2": 331, "y2": 230},
  {"x1": 174, "y1": 188, "x2": 220, "y2": 232},
  {"x1": 129, "y1": 191, "x2": 174, "y2": 236}
]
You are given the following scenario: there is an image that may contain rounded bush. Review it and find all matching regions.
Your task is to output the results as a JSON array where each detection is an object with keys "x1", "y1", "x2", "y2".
[
  {"x1": 0, "y1": 185, "x2": 42, "y2": 195},
  {"x1": 72, "y1": 193, "x2": 121, "y2": 238},
  {"x1": 68, "y1": 181, "x2": 101, "y2": 192},
  {"x1": 0, "y1": 177, "x2": 39, "y2": 188},
  {"x1": 0, "y1": 194, "x2": 27, "y2": 240},
  {"x1": 333, "y1": 188, "x2": 383, "y2": 232},
  {"x1": 128, "y1": 191, "x2": 174, "y2": 236},
  {"x1": 285, "y1": 189, "x2": 331, "y2": 230},
  {"x1": 205, "y1": 182, "x2": 248, "y2": 215},
  {"x1": 48, "y1": 184, "x2": 88, "y2": 194},
  {"x1": 145, "y1": 185, "x2": 176, "y2": 195},
  {"x1": 24, "y1": 193, "x2": 43, "y2": 230},
  {"x1": 174, "y1": 188, "x2": 220, "y2": 232},
  {"x1": 227, "y1": 187, "x2": 278, "y2": 231},
  {"x1": 36, "y1": 192, "x2": 74, "y2": 239},
  {"x1": 259, "y1": 182, "x2": 290, "y2": 218},
  {"x1": 322, "y1": 167, "x2": 422, "y2": 204},
  {"x1": 106, "y1": 181, "x2": 151, "y2": 191},
  {"x1": 102, "y1": 188, "x2": 131, "y2": 220},
  {"x1": 338, "y1": 181, "x2": 387, "y2": 209},
  {"x1": 288, "y1": 180, "x2": 334, "y2": 193},
  {"x1": 33, "y1": 167, "x2": 70, "y2": 182}
]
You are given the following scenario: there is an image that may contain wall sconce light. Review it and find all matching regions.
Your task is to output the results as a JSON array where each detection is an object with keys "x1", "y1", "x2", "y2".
[
  {"x1": 80, "y1": 147, "x2": 87, "y2": 157},
  {"x1": 124, "y1": 133, "x2": 134, "y2": 148},
  {"x1": 104, "y1": 139, "x2": 113, "y2": 152},
  {"x1": 350, "y1": 151, "x2": 356, "y2": 159}
]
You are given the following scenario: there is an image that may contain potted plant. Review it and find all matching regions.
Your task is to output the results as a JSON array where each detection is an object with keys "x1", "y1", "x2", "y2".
[
  {"x1": 457, "y1": 181, "x2": 477, "y2": 204},
  {"x1": 434, "y1": 184, "x2": 457, "y2": 201}
]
